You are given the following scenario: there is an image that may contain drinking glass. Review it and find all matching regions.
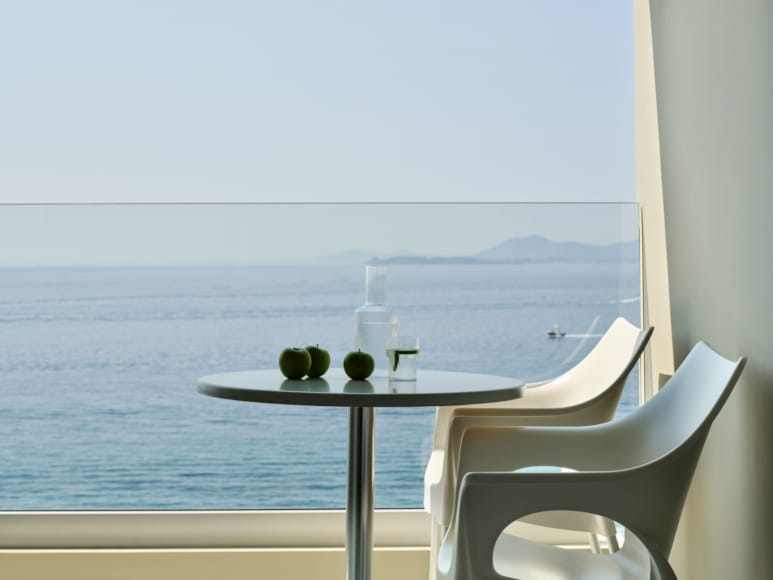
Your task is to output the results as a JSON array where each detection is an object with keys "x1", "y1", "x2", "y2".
[{"x1": 386, "y1": 336, "x2": 420, "y2": 381}]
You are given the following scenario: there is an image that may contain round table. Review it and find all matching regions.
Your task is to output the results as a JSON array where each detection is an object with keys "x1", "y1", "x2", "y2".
[{"x1": 198, "y1": 368, "x2": 525, "y2": 580}]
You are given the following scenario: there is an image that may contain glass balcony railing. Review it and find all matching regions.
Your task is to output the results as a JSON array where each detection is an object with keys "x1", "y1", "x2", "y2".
[{"x1": 0, "y1": 203, "x2": 640, "y2": 510}]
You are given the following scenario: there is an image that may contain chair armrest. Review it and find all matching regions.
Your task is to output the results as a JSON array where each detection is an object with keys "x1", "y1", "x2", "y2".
[
  {"x1": 431, "y1": 385, "x2": 541, "y2": 449},
  {"x1": 431, "y1": 419, "x2": 595, "y2": 526},
  {"x1": 445, "y1": 470, "x2": 675, "y2": 580},
  {"x1": 431, "y1": 424, "x2": 622, "y2": 528},
  {"x1": 456, "y1": 424, "x2": 626, "y2": 477},
  {"x1": 423, "y1": 449, "x2": 444, "y2": 512}
]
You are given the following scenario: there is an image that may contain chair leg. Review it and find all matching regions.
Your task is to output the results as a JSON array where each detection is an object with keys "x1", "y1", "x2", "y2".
[
  {"x1": 590, "y1": 530, "x2": 621, "y2": 554},
  {"x1": 598, "y1": 515, "x2": 621, "y2": 553},
  {"x1": 588, "y1": 532, "x2": 602, "y2": 554},
  {"x1": 429, "y1": 520, "x2": 443, "y2": 580},
  {"x1": 607, "y1": 529, "x2": 621, "y2": 552}
]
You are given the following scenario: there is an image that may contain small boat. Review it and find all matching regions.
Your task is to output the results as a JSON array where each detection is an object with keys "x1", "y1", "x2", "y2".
[{"x1": 547, "y1": 324, "x2": 566, "y2": 338}]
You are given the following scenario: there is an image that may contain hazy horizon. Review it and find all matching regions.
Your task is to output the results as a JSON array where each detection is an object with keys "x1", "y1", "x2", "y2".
[
  {"x1": 0, "y1": 203, "x2": 638, "y2": 267},
  {"x1": 0, "y1": 235, "x2": 639, "y2": 269}
]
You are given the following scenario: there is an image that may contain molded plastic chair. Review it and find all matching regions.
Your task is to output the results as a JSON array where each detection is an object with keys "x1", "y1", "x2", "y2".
[
  {"x1": 425, "y1": 317, "x2": 653, "y2": 552},
  {"x1": 436, "y1": 341, "x2": 746, "y2": 580}
]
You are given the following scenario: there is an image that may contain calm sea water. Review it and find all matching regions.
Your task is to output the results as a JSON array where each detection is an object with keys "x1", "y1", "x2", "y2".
[{"x1": 0, "y1": 262, "x2": 639, "y2": 509}]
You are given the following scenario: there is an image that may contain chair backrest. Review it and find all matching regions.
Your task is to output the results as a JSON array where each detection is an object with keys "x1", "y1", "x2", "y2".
[
  {"x1": 615, "y1": 340, "x2": 745, "y2": 466},
  {"x1": 527, "y1": 317, "x2": 653, "y2": 412},
  {"x1": 431, "y1": 318, "x2": 652, "y2": 446},
  {"x1": 597, "y1": 341, "x2": 746, "y2": 553}
]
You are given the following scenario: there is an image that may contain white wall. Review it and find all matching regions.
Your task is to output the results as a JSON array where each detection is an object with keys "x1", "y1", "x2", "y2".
[{"x1": 645, "y1": 0, "x2": 773, "y2": 577}]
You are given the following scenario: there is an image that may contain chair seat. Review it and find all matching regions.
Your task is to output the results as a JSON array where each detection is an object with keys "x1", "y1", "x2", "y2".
[
  {"x1": 495, "y1": 531, "x2": 651, "y2": 580},
  {"x1": 439, "y1": 530, "x2": 651, "y2": 580}
]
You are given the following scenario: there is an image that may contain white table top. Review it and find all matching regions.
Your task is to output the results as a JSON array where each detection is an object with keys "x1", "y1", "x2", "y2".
[{"x1": 198, "y1": 368, "x2": 525, "y2": 408}]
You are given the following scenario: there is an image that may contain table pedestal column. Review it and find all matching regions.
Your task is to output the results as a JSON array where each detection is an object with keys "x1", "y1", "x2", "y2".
[{"x1": 346, "y1": 406, "x2": 375, "y2": 580}]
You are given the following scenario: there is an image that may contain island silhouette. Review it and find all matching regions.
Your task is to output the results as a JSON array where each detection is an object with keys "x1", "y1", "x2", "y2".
[{"x1": 316, "y1": 235, "x2": 638, "y2": 266}]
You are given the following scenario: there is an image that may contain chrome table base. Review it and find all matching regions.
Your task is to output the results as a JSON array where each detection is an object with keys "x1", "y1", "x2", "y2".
[{"x1": 346, "y1": 407, "x2": 375, "y2": 580}]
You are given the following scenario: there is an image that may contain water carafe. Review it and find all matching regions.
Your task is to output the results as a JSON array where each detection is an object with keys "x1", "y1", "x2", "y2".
[{"x1": 354, "y1": 265, "x2": 398, "y2": 376}]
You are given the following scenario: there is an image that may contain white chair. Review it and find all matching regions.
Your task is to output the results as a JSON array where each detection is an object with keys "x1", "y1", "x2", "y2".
[
  {"x1": 437, "y1": 341, "x2": 746, "y2": 580},
  {"x1": 425, "y1": 317, "x2": 653, "y2": 555}
]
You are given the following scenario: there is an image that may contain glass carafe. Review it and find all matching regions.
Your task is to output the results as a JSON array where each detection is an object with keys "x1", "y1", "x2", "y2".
[{"x1": 354, "y1": 265, "x2": 398, "y2": 376}]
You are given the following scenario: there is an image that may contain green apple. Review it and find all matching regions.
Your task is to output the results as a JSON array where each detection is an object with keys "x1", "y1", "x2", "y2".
[
  {"x1": 343, "y1": 350, "x2": 375, "y2": 380},
  {"x1": 304, "y1": 344, "x2": 330, "y2": 378},
  {"x1": 279, "y1": 347, "x2": 312, "y2": 379}
]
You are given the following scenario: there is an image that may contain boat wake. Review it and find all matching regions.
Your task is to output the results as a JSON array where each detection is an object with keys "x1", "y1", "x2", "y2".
[
  {"x1": 561, "y1": 316, "x2": 601, "y2": 365},
  {"x1": 609, "y1": 296, "x2": 641, "y2": 304}
]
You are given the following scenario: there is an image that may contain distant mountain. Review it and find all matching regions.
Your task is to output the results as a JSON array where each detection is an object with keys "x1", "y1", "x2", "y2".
[
  {"x1": 311, "y1": 236, "x2": 638, "y2": 266},
  {"x1": 475, "y1": 235, "x2": 639, "y2": 263}
]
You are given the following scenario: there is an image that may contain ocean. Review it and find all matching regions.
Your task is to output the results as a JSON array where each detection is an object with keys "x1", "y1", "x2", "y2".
[{"x1": 0, "y1": 262, "x2": 640, "y2": 509}]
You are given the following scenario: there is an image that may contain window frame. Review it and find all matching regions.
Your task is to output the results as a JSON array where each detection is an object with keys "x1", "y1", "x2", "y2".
[{"x1": 0, "y1": 509, "x2": 428, "y2": 549}]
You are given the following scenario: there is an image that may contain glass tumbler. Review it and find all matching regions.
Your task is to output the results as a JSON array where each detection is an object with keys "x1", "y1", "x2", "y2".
[{"x1": 386, "y1": 336, "x2": 420, "y2": 381}]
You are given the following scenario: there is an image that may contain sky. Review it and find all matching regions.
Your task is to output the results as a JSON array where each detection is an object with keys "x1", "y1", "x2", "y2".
[{"x1": 0, "y1": 1, "x2": 636, "y2": 263}]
